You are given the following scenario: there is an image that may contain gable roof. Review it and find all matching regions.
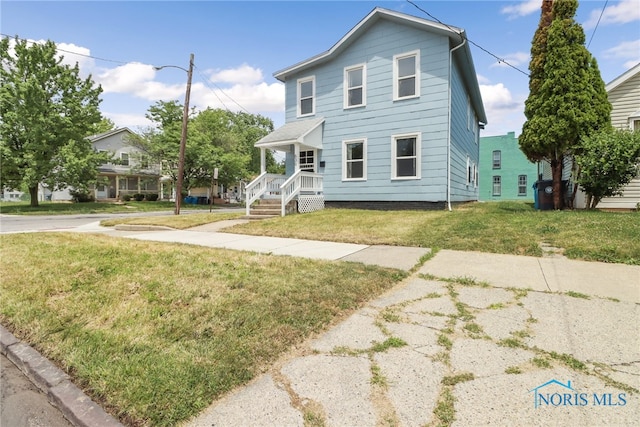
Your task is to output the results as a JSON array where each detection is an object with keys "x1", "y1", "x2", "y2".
[
  {"x1": 88, "y1": 127, "x2": 135, "y2": 142},
  {"x1": 255, "y1": 117, "x2": 324, "y2": 149},
  {"x1": 606, "y1": 62, "x2": 640, "y2": 93},
  {"x1": 273, "y1": 7, "x2": 486, "y2": 124}
]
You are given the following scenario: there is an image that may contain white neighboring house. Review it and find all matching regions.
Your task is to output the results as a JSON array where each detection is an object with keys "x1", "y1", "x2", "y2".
[
  {"x1": 575, "y1": 63, "x2": 640, "y2": 210},
  {"x1": 90, "y1": 128, "x2": 164, "y2": 200}
]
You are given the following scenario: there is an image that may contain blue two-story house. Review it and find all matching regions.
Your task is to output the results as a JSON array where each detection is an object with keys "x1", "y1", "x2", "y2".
[{"x1": 246, "y1": 7, "x2": 487, "y2": 216}]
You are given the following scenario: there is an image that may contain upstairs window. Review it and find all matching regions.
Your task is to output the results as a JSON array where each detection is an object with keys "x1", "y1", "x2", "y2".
[
  {"x1": 492, "y1": 150, "x2": 501, "y2": 169},
  {"x1": 392, "y1": 133, "x2": 421, "y2": 179},
  {"x1": 120, "y1": 152, "x2": 129, "y2": 166},
  {"x1": 298, "y1": 76, "x2": 315, "y2": 117},
  {"x1": 394, "y1": 51, "x2": 420, "y2": 100},
  {"x1": 344, "y1": 64, "x2": 365, "y2": 108}
]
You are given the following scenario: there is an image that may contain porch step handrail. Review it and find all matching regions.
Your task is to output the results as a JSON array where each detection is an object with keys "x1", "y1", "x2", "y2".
[
  {"x1": 245, "y1": 172, "x2": 286, "y2": 216},
  {"x1": 280, "y1": 171, "x2": 323, "y2": 216}
]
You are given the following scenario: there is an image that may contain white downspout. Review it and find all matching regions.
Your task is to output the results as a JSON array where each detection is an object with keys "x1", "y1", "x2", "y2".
[{"x1": 447, "y1": 37, "x2": 466, "y2": 212}]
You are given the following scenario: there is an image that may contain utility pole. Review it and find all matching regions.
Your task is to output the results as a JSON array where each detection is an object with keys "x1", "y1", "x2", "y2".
[{"x1": 174, "y1": 53, "x2": 194, "y2": 215}]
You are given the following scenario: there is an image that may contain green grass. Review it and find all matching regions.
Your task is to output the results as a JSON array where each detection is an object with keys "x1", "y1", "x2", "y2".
[
  {"x1": 100, "y1": 212, "x2": 244, "y2": 230},
  {"x1": 0, "y1": 233, "x2": 405, "y2": 426},
  {"x1": 0, "y1": 200, "x2": 221, "y2": 215},
  {"x1": 226, "y1": 202, "x2": 640, "y2": 265}
]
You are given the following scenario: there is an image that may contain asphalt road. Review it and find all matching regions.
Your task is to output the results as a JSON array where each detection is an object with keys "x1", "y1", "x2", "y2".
[{"x1": 0, "y1": 354, "x2": 72, "y2": 427}]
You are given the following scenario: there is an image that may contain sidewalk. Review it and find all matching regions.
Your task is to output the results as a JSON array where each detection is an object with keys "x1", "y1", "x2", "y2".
[{"x1": 4, "y1": 222, "x2": 640, "y2": 426}]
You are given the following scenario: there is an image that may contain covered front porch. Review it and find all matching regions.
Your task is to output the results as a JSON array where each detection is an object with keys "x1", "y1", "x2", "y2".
[{"x1": 246, "y1": 117, "x2": 325, "y2": 217}]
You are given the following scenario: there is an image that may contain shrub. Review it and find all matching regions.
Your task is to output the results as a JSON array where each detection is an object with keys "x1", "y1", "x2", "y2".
[
  {"x1": 133, "y1": 193, "x2": 145, "y2": 202},
  {"x1": 122, "y1": 194, "x2": 132, "y2": 202},
  {"x1": 70, "y1": 190, "x2": 94, "y2": 203},
  {"x1": 145, "y1": 193, "x2": 159, "y2": 202}
]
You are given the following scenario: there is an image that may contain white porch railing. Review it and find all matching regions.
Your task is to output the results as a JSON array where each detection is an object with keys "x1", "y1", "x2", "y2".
[
  {"x1": 280, "y1": 171, "x2": 323, "y2": 216},
  {"x1": 245, "y1": 172, "x2": 287, "y2": 215},
  {"x1": 245, "y1": 171, "x2": 323, "y2": 216}
]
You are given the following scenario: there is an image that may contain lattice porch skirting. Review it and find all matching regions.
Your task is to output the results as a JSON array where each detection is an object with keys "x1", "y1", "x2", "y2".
[{"x1": 297, "y1": 195, "x2": 325, "y2": 213}]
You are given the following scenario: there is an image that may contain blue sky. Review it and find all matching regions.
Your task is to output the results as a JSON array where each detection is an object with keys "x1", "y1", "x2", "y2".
[{"x1": 2, "y1": 0, "x2": 639, "y2": 136}]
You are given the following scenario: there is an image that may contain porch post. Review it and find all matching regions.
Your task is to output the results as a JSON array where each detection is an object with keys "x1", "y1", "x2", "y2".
[
  {"x1": 294, "y1": 144, "x2": 300, "y2": 172},
  {"x1": 115, "y1": 176, "x2": 120, "y2": 199},
  {"x1": 260, "y1": 148, "x2": 266, "y2": 173}
]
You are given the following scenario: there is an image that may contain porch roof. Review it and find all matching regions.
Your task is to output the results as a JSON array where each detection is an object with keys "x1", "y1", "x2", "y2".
[{"x1": 255, "y1": 117, "x2": 324, "y2": 150}]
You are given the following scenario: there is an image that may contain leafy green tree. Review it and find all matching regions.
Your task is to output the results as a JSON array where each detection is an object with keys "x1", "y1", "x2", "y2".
[
  {"x1": 519, "y1": 0, "x2": 611, "y2": 209},
  {"x1": 87, "y1": 116, "x2": 116, "y2": 136},
  {"x1": 129, "y1": 102, "x2": 275, "y2": 194},
  {"x1": 576, "y1": 129, "x2": 640, "y2": 209},
  {"x1": 0, "y1": 37, "x2": 106, "y2": 206}
]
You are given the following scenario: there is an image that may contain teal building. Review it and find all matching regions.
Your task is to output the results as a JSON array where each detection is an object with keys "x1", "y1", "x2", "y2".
[{"x1": 479, "y1": 132, "x2": 538, "y2": 201}]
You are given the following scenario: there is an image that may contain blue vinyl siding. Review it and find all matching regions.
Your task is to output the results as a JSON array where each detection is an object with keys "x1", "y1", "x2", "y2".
[{"x1": 282, "y1": 17, "x2": 482, "y2": 202}]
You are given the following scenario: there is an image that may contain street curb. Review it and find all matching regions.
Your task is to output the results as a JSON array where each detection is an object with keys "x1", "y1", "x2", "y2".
[{"x1": 0, "y1": 324, "x2": 123, "y2": 427}]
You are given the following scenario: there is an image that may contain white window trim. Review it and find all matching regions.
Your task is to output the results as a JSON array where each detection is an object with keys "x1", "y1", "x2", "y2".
[
  {"x1": 343, "y1": 64, "x2": 366, "y2": 109},
  {"x1": 391, "y1": 132, "x2": 421, "y2": 180},
  {"x1": 466, "y1": 156, "x2": 471, "y2": 185},
  {"x1": 120, "y1": 152, "x2": 129, "y2": 166},
  {"x1": 393, "y1": 50, "x2": 420, "y2": 101},
  {"x1": 299, "y1": 149, "x2": 316, "y2": 172},
  {"x1": 297, "y1": 76, "x2": 315, "y2": 117},
  {"x1": 342, "y1": 138, "x2": 367, "y2": 181}
]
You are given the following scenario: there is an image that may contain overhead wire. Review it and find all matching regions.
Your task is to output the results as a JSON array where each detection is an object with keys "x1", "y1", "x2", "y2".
[
  {"x1": 406, "y1": 0, "x2": 530, "y2": 77},
  {"x1": 587, "y1": 0, "x2": 608, "y2": 49},
  {"x1": 2, "y1": 32, "x2": 254, "y2": 114}
]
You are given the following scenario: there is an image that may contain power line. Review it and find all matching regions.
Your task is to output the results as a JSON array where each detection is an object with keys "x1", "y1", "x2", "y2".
[
  {"x1": 406, "y1": 0, "x2": 530, "y2": 77},
  {"x1": 1, "y1": 33, "x2": 129, "y2": 65},
  {"x1": 587, "y1": 0, "x2": 608, "y2": 49},
  {"x1": 194, "y1": 64, "x2": 252, "y2": 114}
]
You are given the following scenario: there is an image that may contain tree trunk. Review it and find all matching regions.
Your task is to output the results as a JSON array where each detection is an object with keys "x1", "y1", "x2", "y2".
[
  {"x1": 29, "y1": 186, "x2": 39, "y2": 207},
  {"x1": 550, "y1": 158, "x2": 563, "y2": 210}
]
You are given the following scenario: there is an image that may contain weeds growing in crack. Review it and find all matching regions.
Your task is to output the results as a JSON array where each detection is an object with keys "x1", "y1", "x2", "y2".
[
  {"x1": 505, "y1": 366, "x2": 522, "y2": 374},
  {"x1": 498, "y1": 337, "x2": 524, "y2": 348},
  {"x1": 380, "y1": 308, "x2": 402, "y2": 323},
  {"x1": 304, "y1": 410, "x2": 326, "y2": 427},
  {"x1": 441, "y1": 372, "x2": 475, "y2": 386},
  {"x1": 371, "y1": 337, "x2": 407, "y2": 353},
  {"x1": 432, "y1": 387, "x2": 456, "y2": 426},
  {"x1": 531, "y1": 357, "x2": 552, "y2": 368},
  {"x1": 548, "y1": 351, "x2": 587, "y2": 371},
  {"x1": 452, "y1": 276, "x2": 490, "y2": 288},
  {"x1": 370, "y1": 363, "x2": 388, "y2": 388},
  {"x1": 455, "y1": 302, "x2": 474, "y2": 321},
  {"x1": 438, "y1": 334, "x2": 453, "y2": 350},
  {"x1": 511, "y1": 329, "x2": 531, "y2": 339},
  {"x1": 565, "y1": 290, "x2": 591, "y2": 299},
  {"x1": 487, "y1": 302, "x2": 506, "y2": 309}
]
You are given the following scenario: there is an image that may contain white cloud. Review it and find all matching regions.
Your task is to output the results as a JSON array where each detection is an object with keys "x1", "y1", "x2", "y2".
[
  {"x1": 102, "y1": 112, "x2": 153, "y2": 131},
  {"x1": 208, "y1": 64, "x2": 264, "y2": 85},
  {"x1": 490, "y1": 52, "x2": 530, "y2": 68},
  {"x1": 55, "y1": 42, "x2": 95, "y2": 74},
  {"x1": 583, "y1": 0, "x2": 640, "y2": 29},
  {"x1": 194, "y1": 81, "x2": 284, "y2": 113},
  {"x1": 97, "y1": 63, "x2": 156, "y2": 94},
  {"x1": 479, "y1": 83, "x2": 526, "y2": 136},
  {"x1": 501, "y1": 0, "x2": 541, "y2": 19},
  {"x1": 603, "y1": 39, "x2": 640, "y2": 69}
]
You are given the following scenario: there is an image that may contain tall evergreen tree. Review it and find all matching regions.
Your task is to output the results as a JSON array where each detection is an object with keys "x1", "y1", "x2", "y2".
[
  {"x1": 0, "y1": 37, "x2": 106, "y2": 206},
  {"x1": 519, "y1": 0, "x2": 611, "y2": 209}
]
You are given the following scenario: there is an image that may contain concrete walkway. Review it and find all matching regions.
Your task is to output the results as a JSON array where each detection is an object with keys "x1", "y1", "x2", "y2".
[{"x1": 3, "y1": 220, "x2": 640, "y2": 426}]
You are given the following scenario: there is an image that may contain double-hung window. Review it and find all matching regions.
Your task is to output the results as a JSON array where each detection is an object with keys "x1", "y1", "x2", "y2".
[
  {"x1": 297, "y1": 76, "x2": 315, "y2": 117},
  {"x1": 518, "y1": 175, "x2": 527, "y2": 196},
  {"x1": 344, "y1": 64, "x2": 365, "y2": 108},
  {"x1": 343, "y1": 139, "x2": 366, "y2": 180},
  {"x1": 492, "y1": 150, "x2": 501, "y2": 169},
  {"x1": 492, "y1": 176, "x2": 501, "y2": 196},
  {"x1": 392, "y1": 133, "x2": 421, "y2": 179},
  {"x1": 120, "y1": 152, "x2": 129, "y2": 166},
  {"x1": 394, "y1": 50, "x2": 420, "y2": 100}
]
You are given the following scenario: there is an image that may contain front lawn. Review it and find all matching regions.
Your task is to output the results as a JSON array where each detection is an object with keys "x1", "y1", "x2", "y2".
[
  {"x1": 228, "y1": 202, "x2": 640, "y2": 265},
  {"x1": 0, "y1": 233, "x2": 405, "y2": 426},
  {"x1": 100, "y1": 212, "x2": 244, "y2": 230}
]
